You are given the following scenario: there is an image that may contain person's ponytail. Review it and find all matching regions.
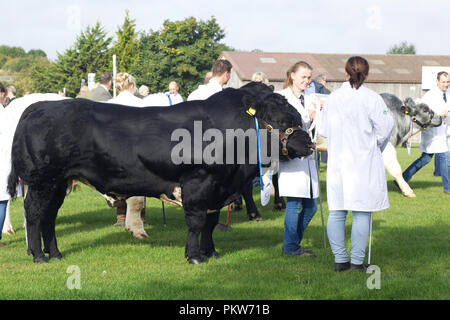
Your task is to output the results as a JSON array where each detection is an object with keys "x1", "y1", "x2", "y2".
[{"x1": 345, "y1": 56, "x2": 369, "y2": 90}]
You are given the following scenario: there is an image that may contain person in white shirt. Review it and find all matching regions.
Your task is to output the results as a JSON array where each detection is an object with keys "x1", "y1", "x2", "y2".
[
  {"x1": 276, "y1": 61, "x2": 318, "y2": 258},
  {"x1": 108, "y1": 72, "x2": 146, "y2": 226},
  {"x1": 0, "y1": 82, "x2": 9, "y2": 246},
  {"x1": 165, "y1": 81, "x2": 184, "y2": 105},
  {"x1": 138, "y1": 85, "x2": 149, "y2": 97},
  {"x1": 108, "y1": 72, "x2": 146, "y2": 108},
  {"x1": 319, "y1": 56, "x2": 394, "y2": 272},
  {"x1": 187, "y1": 59, "x2": 232, "y2": 101},
  {"x1": 402, "y1": 71, "x2": 450, "y2": 194}
]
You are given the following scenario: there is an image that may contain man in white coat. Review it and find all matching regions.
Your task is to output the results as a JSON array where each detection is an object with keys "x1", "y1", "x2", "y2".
[
  {"x1": 320, "y1": 56, "x2": 394, "y2": 272},
  {"x1": 402, "y1": 71, "x2": 450, "y2": 194},
  {"x1": 187, "y1": 59, "x2": 232, "y2": 101}
]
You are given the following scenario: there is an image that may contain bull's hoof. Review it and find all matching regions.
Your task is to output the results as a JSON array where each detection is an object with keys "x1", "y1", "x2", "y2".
[
  {"x1": 127, "y1": 229, "x2": 149, "y2": 239},
  {"x1": 27, "y1": 249, "x2": 32, "y2": 256},
  {"x1": 273, "y1": 201, "x2": 286, "y2": 211},
  {"x1": 2, "y1": 226, "x2": 15, "y2": 235},
  {"x1": 402, "y1": 192, "x2": 416, "y2": 198},
  {"x1": 248, "y1": 213, "x2": 262, "y2": 221},
  {"x1": 114, "y1": 219, "x2": 126, "y2": 227},
  {"x1": 33, "y1": 256, "x2": 49, "y2": 263},
  {"x1": 188, "y1": 256, "x2": 207, "y2": 264}
]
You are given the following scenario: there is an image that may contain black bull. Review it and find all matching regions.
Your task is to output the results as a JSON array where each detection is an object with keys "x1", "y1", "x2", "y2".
[{"x1": 8, "y1": 82, "x2": 314, "y2": 264}]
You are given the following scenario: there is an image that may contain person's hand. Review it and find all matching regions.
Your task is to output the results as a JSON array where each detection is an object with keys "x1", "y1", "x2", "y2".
[{"x1": 309, "y1": 109, "x2": 316, "y2": 122}]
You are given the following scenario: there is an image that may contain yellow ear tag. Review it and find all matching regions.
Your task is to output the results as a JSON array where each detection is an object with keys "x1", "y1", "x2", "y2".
[
  {"x1": 246, "y1": 107, "x2": 256, "y2": 116},
  {"x1": 405, "y1": 110, "x2": 409, "y2": 114}
]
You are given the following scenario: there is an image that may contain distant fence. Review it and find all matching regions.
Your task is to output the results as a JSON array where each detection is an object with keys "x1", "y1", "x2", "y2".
[{"x1": 0, "y1": 75, "x2": 15, "y2": 82}]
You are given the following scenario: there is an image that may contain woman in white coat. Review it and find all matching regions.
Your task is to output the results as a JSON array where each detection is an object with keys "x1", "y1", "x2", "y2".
[
  {"x1": 276, "y1": 61, "x2": 319, "y2": 257},
  {"x1": 108, "y1": 72, "x2": 146, "y2": 108},
  {"x1": 319, "y1": 56, "x2": 394, "y2": 271},
  {"x1": 0, "y1": 82, "x2": 9, "y2": 246},
  {"x1": 108, "y1": 72, "x2": 147, "y2": 227}
]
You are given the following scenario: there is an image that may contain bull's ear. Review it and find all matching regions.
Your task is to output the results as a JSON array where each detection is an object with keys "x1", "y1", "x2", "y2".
[
  {"x1": 401, "y1": 105, "x2": 412, "y2": 115},
  {"x1": 268, "y1": 85, "x2": 275, "y2": 92},
  {"x1": 404, "y1": 97, "x2": 415, "y2": 108},
  {"x1": 242, "y1": 95, "x2": 257, "y2": 116}
]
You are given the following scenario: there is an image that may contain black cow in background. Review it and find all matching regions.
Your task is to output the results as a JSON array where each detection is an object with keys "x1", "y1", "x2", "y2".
[{"x1": 8, "y1": 82, "x2": 314, "y2": 264}]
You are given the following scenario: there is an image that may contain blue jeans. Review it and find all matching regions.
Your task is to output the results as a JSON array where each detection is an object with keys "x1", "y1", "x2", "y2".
[
  {"x1": 0, "y1": 200, "x2": 7, "y2": 240},
  {"x1": 282, "y1": 197, "x2": 317, "y2": 254},
  {"x1": 403, "y1": 152, "x2": 450, "y2": 191},
  {"x1": 327, "y1": 210, "x2": 371, "y2": 265},
  {"x1": 434, "y1": 156, "x2": 441, "y2": 176}
]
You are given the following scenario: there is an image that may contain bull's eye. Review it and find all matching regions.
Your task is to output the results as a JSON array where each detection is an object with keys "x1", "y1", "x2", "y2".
[{"x1": 285, "y1": 128, "x2": 294, "y2": 135}]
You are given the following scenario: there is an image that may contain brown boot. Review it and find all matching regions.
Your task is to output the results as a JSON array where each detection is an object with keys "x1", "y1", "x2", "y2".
[{"x1": 114, "y1": 200, "x2": 127, "y2": 227}]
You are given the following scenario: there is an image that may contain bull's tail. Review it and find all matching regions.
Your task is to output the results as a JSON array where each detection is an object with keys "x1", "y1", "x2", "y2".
[{"x1": 7, "y1": 160, "x2": 19, "y2": 199}]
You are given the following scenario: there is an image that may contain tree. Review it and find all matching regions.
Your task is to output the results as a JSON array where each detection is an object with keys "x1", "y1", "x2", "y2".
[
  {"x1": 31, "y1": 22, "x2": 112, "y2": 96},
  {"x1": 132, "y1": 16, "x2": 231, "y2": 98},
  {"x1": 27, "y1": 49, "x2": 47, "y2": 58},
  {"x1": 0, "y1": 45, "x2": 26, "y2": 58},
  {"x1": 387, "y1": 41, "x2": 416, "y2": 54},
  {"x1": 110, "y1": 11, "x2": 140, "y2": 73}
]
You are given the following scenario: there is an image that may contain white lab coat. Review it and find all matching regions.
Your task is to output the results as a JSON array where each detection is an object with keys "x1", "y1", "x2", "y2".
[
  {"x1": 108, "y1": 91, "x2": 146, "y2": 107},
  {"x1": 276, "y1": 87, "x2": 319, "y2": 199},
  {"x1": 0, "y1": 93, "x2": 68, "y2": 200},
  {"x1": 319, "y1": 82, "x2": 393, "y2": 212},
  {"x1": 187, "y1": 79, "x2": 222, "y2": 101},
  {"x1": 420, "y1": 87, "x2": 449, "y2": 153}
]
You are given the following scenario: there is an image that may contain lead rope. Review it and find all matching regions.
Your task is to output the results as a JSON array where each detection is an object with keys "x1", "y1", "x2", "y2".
[{"x1": 407, "y1": 119, "x2": 413, "y2": 155}]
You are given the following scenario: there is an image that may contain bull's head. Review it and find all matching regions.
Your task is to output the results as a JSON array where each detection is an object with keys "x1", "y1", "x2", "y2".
[
  {"x1": 241, "y1": 82, "x2": 314, "y2": 161},
  {"x1": 401, "y1": 97, "x2": 442, "y2": 130}
]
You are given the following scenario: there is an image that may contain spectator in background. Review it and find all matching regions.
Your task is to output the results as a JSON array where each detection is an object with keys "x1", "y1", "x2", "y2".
[
  {"x1": 251, "y1": 71, "x2": 269, "y2": 84},
  {"x1": 314, "y1": 74, "x2": 331, "y2": 94},
  {"x1": 108, "y1": 72, "x2": 146, "y2": 227},
  {"x1": 76, "y1": 85, "x2": 90, "y2": 99},
  {"x1": 6, "y1": 85, "x2": 16, "y2": 103},
  {"x1": 187, "y1": 59, "x2": 232, "y2": 101},
  {"x1": 0, "y1": 83, "x2": 7, "y2": 107},
  {"x1": 109, "y1": 72, "x2": 145, "y2": 108},
  {"x1": 90, "y1": 72, "x2": 113, "y2": 101},
  {"x1": 139, "y1": 85, "x2": 150, "y2": 97},
  {"x1": 204, "y1": 71, "x2": 213, "y2": 85},
  {"x1": 165, "y1": 81, "x2": 183, "y2": 105},
  {"x1": 0, "y1": 82, "x2": 11, "y2": 246}
]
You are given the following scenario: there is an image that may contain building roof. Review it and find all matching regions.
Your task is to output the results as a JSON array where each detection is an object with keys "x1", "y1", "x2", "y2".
[{"x1": 219, "y1": 51, "x2": 450, "y2": 84}]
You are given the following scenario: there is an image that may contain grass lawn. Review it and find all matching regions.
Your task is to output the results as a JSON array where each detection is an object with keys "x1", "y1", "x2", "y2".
[{"x1": 0, "y1": 145, "x2": 449, "y2": 300}]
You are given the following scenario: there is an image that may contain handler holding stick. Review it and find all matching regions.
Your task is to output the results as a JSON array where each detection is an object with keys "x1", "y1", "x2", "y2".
[{"x1": 319, "y1": 56, "x2": 394, "y2": 272}]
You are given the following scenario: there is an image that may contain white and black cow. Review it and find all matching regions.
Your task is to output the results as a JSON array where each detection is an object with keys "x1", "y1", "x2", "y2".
[
  {"x1": 381, "y1": 93, "x2": 442, "y2": 197},
  {"x1": 8, "y1": 82, "x2": 314, "y2": 264}
]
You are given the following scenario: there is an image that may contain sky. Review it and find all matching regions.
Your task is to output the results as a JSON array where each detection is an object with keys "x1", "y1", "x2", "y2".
[{"x1": 1, "y1": 0, "x2": 449, "y2": 61}]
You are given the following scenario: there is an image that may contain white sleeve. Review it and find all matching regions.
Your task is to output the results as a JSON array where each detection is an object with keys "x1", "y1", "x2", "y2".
[
  {"x1": 370, "y1": 95, "x2": 394, "y2": 152},
  {"x1": 318, "y1": 97, "x2": 329, "y2": 138}
]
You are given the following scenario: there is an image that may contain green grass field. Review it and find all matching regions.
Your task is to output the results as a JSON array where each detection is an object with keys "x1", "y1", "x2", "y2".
[{"x1": 0, "y1": 145, "x2": 449, "y2": 300}]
